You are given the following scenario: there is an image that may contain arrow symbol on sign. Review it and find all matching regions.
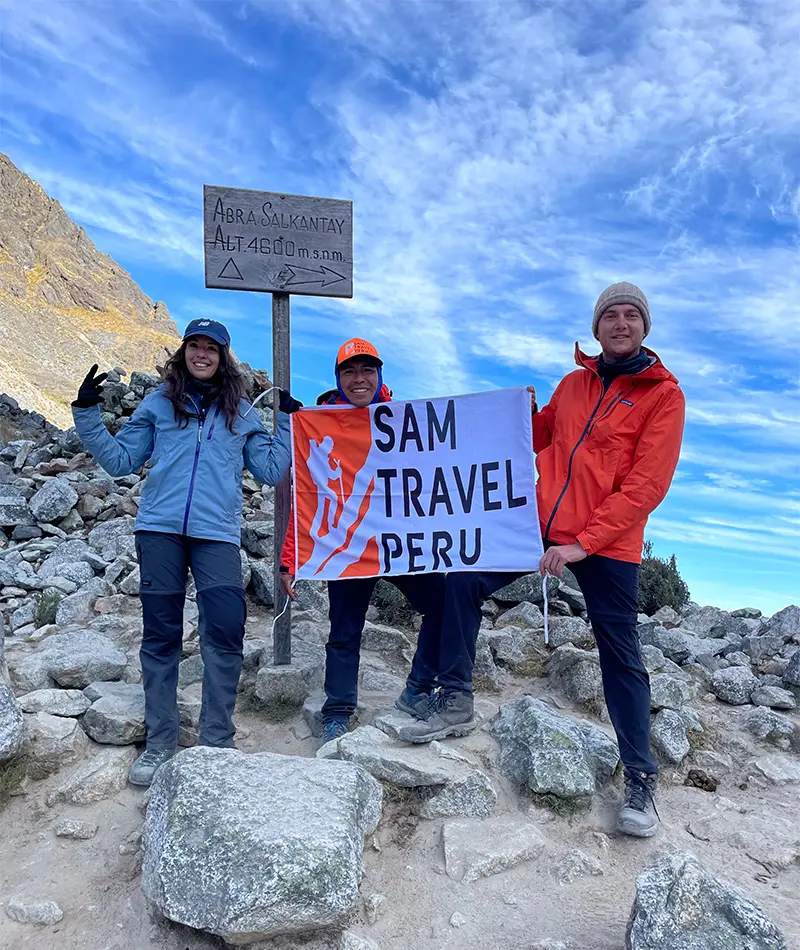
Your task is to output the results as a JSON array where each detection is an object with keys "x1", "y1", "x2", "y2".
[{"x1": 282, "y1": 264, "x2": 346, "y2": 288}]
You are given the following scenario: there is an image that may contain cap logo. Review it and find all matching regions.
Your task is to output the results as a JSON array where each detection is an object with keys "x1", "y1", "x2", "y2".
[
  {"x1": 198, "y1": 320, "x2": 210, "y2": 327},
  {"x1": 345, "y1": 343, "x2": 355, "y2": 355}
]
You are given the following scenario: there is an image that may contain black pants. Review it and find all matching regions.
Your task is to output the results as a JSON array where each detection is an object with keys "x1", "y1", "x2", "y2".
[
  {"x1": 438, "y1": 556, "x2": 657, "y2": 774},
  {"x1": 136, "y1": 531, "x2": 246, "y2": 750},
  {"x1": 323, "y1": 573, "x2": 444, "y2": 720}
]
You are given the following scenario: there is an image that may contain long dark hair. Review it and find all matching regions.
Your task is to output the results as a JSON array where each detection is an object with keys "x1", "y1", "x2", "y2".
[{"x1": 163, "y1": 341, "x2": 247, "y2": 433}]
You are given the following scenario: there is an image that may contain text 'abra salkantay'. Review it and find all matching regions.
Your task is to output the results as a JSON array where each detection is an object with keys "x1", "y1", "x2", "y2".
[{"x1": 291, "y1": 389, "x2": 544, "y2": 581}]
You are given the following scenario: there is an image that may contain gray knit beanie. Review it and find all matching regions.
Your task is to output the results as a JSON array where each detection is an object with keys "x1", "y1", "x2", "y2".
[{"x1": 592, "y1": 282, "x2": 651, "y2": 339}]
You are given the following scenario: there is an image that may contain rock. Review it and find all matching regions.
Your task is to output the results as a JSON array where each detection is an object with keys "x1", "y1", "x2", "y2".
[
  {"x1": 490, "y1": 696, "x2": 619, "y2": 800},
  {"x1": 82, "y1": 683, "x2": 145, "y2": 744},
  {"x1": 680, "y1": 606, "x2": 729, "y2": 637},
  {"x1": 293, "y1": 580, "x2": 328, "y2": 615},
  {"x1": 651, "y1": 709, "x2": 690, "y2": 764},
  {"x1": 29, "y1": 478, "x2": 79, "y2": 523},
  {"x1": 751, "y1": 685, "x2": 796, "y2": 710},
  {"x1": 119, "y1": 567, "x2": 140, "y2": 595},
  {"x1": 782, "y1": 651, "x2": 800, "y2": 687},
  {"x1": 473, "y1": 632, "x2": 500, "y2": 689},
  {"x1": 548, "y1": 645, "x2": 605, "y2": 711},
  {"x1": 5, "y1": 898, "x2": 63, "y2": 925},
  {"x1": 329, "y1": 726, "x2": 461, "y2": 787},
  {"x1": 24, "y1": 711, "x2": 90, "y2": 778},
  {"x1": 710, "y1": 667, "x2": 759, "y2": 705},
  {"x1": 255, "y1": 664, "x2": 313, "y2": 709},
  {"x1": 142, "y1": 747, "x2": 382, "y2": 943},
  {"x1": 0, "y1": 681, "x2": 25, "y2": 762},
  {"x1": 361, "y1": 623, "x2": 412, "y2": 654},
  {"x1": 249, "y1": 560, "x2": 275, "y2": 607},
  {"x1": 626, "y1": 850, "x2": 787, "y2": 949},
  {"x1": 442, "y1": 816, "x2": 546, "y2": 883},
  {"x1": 556, "y1": 848, "x2": 604, "y2": 884},
  {"x1": 652, "y1": 605, "x2": 681, "y2": 627},
  {"x1": 177, "y1": 653, "x2": 204, "y2": 690},
  {"x1": 419, "y1": 770, "x2": 497, "y2": 820},
  {"x1": 558, "y1": 583, "x2": 586, "y2": 613},
  {"x1": 363, "y1": 893, "x2": 386, "y2": 926},
  {"x1": 649, "y1": 673, "x2": 690, "y2": 711},
  {"x1": 54, "y1": 817, "x2": 98, "y2": 839},
  {"x1": 546, "y1": 616, "x2": 595, "y2": 650},
  {"x1": 493, "y1": 572, "x2": 558, "y2": 605},
  {"x1": 752, "y1": 754, "x2": 800, "y2": 785},
  {"x1": 0, "y1": 495, "x2": 34, "y2": 527},
  {"x1": 35, "y1": 630, "x2": 127, "y2": 688},
  {"x1": 17, "y1": 687, "x2": 91, "y2": 716},
  {"x1": 46, "y1": 746, "x2": 136, "y2": 806},
  {"x1": 11, "y1": 600, "x2": 36, "y2": 631},
  {"x1": 741, "y1": 707, "x2": 796, "y2": 745},
  {"x1": 742, "y1": 633, "x2": 785, "y2": 662},
  {"x1": 87, "y1": 516, "x2": 135, "y2": 559},
  {"x1": 360, "y1": 669, "x2": 404, "y2": 693},
  {"x1": 339, "y1": 933, "x2": 380, "y2": 950},
  {"x1": 765, "y1": 605, "x2": 799, "y2": 641},
  {"x1": 450, "y1": 912, "x2": 467, "y2": 927},
  {"x1": 496, "y1": 602, "x2": 544, "y2": 629}
]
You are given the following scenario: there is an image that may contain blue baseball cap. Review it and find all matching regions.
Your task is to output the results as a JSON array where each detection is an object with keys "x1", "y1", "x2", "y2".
[{"x1": 183, "y1": 319, "x2": 230, "y2": 348}]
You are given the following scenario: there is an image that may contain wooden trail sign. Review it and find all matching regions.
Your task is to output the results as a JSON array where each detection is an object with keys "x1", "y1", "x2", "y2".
[
  {"x1": 203, "y1": 183, "x2": 354, "y2": 666},
  {"x1": 203, "y1": 186, "x2": 353, "y2": 298}
]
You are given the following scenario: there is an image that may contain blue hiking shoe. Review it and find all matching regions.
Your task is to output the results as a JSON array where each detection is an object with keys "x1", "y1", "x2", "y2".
[
  {"x1": 322, "y1": 718, "x2": 349, "y2": 743},
  {"x1": 394, "y1": 686, "x2": 433, "y2": 719}
]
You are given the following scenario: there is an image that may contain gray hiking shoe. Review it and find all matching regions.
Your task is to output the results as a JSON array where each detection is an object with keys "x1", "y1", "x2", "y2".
[
  {"x1": 617, "y1": 768, "x2": 659, "y2": 837},
  {"x1": 396, "y1": 690, "x2": 476, "y2": 744},
  {"x1": 129, "y1": 747, "x2": 177, "y2": 787},
  {"x1": 394, "y1": 686, "x2": 432, "y2": 719}
]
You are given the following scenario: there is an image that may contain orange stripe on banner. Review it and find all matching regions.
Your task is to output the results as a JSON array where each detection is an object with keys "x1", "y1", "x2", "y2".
[{"x1": 292, "y1": 406, "x2": 375, "y2": 574}]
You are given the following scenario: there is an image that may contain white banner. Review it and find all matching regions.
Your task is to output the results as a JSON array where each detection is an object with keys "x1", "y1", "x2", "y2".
[{"x1": 292, "y1": 387, "x2": 543, "y2": 579}]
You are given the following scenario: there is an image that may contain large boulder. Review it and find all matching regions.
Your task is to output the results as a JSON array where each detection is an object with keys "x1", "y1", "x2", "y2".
[
  {"x1": 82, "y1": 683, "x2": 145, "y2": 744},
  {"x1": 490, "y1": 697, "x2": 618, "y2": 800},
  {"x1": 0, "y1": 682, "x2": 25, "y2": 762},
  {"x1": 764, "y1": 605, "x2": 799, "y2": 642},
  {"x1": 710, "y1": 667, "x2": 759, "y2": 706},
  {"x1": 680, "y1": 606, "x2": 730, "y2": 637},
  {"x1": 46, "y1": 746, "x2": 136, "y2": 806},
  {"x1": 17, "y1": 688, "x2": 91, "y2": 717},
  {"x1": 548, "y1": 645, "x2": 605, "y2": 712},
  {"x1": 626, "y1": 850, "x2": 787, "y2": 949},
  {"x1": 29, "y1": 478, "x2": 79, "y2": 523},
  {"x1": 28, "y1": 631, "x2": 126, "y2": 689},
  {"x1": 142, "y1": 748, "x2": 382, "y2": 944},
  {"x1": 24, "y1": 711, "x2": 90, "y2": 779},
  {"x1": 782, "y1": 650, "x2": 800, "y2": 688}
]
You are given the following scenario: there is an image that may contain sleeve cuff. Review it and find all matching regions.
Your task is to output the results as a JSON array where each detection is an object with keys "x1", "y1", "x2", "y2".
[
  {"x1": 576, "y1": 533, "x2": 593, "y2": 556},
  {"x1": 279, "y1": 565, "x2": 290, "y2": 574}
]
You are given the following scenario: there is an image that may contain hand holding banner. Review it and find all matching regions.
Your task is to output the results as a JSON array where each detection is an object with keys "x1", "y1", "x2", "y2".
[{"x1": 291, "y1": 387, "x2": 544, "y2": 579}]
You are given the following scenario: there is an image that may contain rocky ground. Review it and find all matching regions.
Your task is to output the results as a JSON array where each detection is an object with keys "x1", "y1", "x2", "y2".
[{"x1": 1, "y1": 373, "x2": 799, "y2": 950}]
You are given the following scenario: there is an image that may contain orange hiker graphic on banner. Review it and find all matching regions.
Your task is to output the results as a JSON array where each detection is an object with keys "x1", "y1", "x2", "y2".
[{"x1": 292, "y1": 388, "x2": 544, "y2": 581}]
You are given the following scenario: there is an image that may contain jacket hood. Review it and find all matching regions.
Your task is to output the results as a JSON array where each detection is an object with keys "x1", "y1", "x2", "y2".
[
  {"x1": 317, "y1": 383, "x2": 393, "y2": 406},
  {"x1": 574, "y1": 343, "x2": 679, "y2": 385}
]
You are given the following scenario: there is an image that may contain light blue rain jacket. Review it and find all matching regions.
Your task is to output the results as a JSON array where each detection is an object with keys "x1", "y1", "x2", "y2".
[{"x1": 72, "y1": 387, "x2": 291, "y2": 545}]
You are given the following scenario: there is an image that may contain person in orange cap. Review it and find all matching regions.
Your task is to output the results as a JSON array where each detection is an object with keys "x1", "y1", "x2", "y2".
[{"x1": 280, "y1": 338, "x2": 444, "y2": 742}]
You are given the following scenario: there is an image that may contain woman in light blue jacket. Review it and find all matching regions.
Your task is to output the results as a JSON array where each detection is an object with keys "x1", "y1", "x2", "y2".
[{"x1": 72, "y1": 318, "x2": 298, "y2": 786}]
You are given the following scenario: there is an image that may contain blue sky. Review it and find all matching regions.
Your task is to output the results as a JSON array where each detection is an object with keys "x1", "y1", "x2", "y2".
[{"x1": 1, "y1": 0, "x2": 798, "y2": 614}]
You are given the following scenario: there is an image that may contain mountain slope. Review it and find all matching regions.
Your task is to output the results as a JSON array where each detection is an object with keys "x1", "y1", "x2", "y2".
[{"x1": 0, "y1": 153, "x2": 181, "y2": 429}]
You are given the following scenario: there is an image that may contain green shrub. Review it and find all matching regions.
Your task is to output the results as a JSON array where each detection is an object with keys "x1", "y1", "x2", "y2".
[
  {"x1": 370, "y1": 580, "x2": 417, "y2": 629},
  {"x1": 638, "y1": 541, "x2": 690, "y2": 616}
]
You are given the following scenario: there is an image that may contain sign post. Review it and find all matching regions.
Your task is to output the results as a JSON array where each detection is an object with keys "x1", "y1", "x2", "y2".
[{"x1": 203, "y1": 185, "x2": 353, "y2": 665}]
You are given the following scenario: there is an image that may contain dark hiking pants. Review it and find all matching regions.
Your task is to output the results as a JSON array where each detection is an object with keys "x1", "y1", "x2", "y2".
[
  {"x1": 438, "y1": 556, "x2": 657, "y2": 774},
  {"x1": 136, "y1": 531, "x2": 246, "y2": 750},
  {"x1": 323, "y1": 573, "x2": 445, "y2": 720}
]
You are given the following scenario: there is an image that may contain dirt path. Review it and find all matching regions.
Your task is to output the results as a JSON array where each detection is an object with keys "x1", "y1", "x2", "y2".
[{"x1": 2, "y1": 667, "x2": 798, "y2": 950}]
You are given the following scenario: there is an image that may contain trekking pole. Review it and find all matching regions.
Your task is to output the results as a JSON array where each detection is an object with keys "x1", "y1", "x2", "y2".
[{"x1": 542, "y1": 573, "x2": 550, "y2": 646}]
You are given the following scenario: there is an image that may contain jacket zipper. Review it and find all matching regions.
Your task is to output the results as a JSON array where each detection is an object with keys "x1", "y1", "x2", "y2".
[
  {"x1": 587, "y1": 392, "x2": 625, "y2": 437},
  {"x1": 182, "y1": 396, "x2": 205, "y2": 536}
]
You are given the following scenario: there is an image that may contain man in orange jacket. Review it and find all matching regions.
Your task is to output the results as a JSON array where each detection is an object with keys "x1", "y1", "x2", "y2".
[
  {"x1": 280, "y1": 338, "x2": 445, "y2": 743},
  {"x1": 399, "y1": 282, "x2": 685, "y2": 838}
]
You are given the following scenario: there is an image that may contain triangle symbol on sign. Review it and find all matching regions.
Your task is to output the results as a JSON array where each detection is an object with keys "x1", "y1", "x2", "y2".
[{"x1": 218, "y1": 257, "x2": 244, "y2": 280}]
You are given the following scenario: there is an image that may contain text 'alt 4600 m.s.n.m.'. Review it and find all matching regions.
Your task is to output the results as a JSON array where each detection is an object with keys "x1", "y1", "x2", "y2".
[{"x1": 203, "y1": 185, "x2": 353, "y2": 298}]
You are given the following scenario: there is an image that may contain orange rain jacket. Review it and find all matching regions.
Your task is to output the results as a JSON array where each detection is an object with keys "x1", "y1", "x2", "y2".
[{"x1": 533, "y1": 344, "x2": 685, "y2": 564}]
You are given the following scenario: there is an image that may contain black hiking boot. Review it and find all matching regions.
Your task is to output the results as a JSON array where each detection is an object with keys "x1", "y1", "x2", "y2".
[
  {"x1": 394, "y1": 686, "x2": 432, "y2": 719},
  {"x1": 396, "y1": 690, "x2": 476, "y2": 743},
  {"x1": 617, "y1": 768, "x2": 659, "y2": 837}
]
